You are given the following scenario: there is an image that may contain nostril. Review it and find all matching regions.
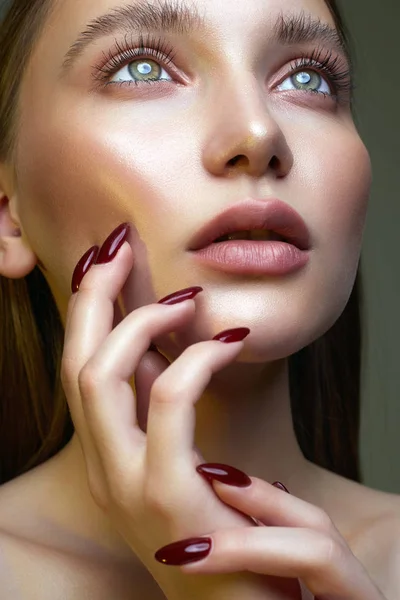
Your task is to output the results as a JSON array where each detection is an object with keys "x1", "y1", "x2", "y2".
[
  {"x1": 270, "y1": 155, "x2": 279, "y2": 169},
  {"x1": 227, "y1": 155, "x2": 246, "y2": 167}
]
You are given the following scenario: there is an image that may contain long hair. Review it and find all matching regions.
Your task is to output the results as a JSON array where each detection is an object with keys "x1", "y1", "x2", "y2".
[{"x1": 0, "y1": 0, "x2": 364, "y2": 485}]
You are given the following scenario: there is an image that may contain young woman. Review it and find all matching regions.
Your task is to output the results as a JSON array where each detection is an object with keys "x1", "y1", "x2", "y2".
[{"x1": 0, "y1": 0, "x2": 398, "y2": 598}]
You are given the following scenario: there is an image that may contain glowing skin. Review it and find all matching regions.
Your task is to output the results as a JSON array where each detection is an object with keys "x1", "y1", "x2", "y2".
[{"x1": 0, "y1": 0, "x2": 371, "y2": 567}]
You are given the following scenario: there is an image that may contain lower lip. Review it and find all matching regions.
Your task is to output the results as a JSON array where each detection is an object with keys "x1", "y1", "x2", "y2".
[{"x1": 191, "y1": 241, "x2": 310, "y2": 275}]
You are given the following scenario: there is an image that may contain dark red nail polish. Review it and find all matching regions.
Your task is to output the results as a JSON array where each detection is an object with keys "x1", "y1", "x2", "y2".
[
  {"x1": 213, "y1": 327, "x2": 251, "y2": 344},
  {"x1": 272, "y1": 481, "x2": 290, "y2": 494},
  {"x1": 95, "y1": 223, "x2": 130, "y2": 265},
  {"x1": 71, "y1": 246, "x2": 100, "y2": 294},
  {"x1": 155, "y1": 537, "x2": 212, "y2": 566},
  {"x1": 158, "y1": 286, "x2": 203, "y2": 305},
  {"x1": 196, "y1": 463, "x2": 252, "y2": 487}
]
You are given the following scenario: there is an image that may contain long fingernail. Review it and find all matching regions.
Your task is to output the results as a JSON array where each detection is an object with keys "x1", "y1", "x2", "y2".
[
  {"x1": 71, "y1": 246, "x2": 100, "y2": 294},
  {"x1": 272, "y1": 481, "x2": 290, "y2": 494},
  {"x1": 155, "y1": 537, "x2": 212, "y2": 566},
  {"x1": 213, "y1": 328, "x2": 251, "y2": 344},
  {"x1": 158, "y1": 286, "x2": 203, "y2": 305},
  {"x1": 95, "y1": 223, "x2": 131, "y2": 265},
  {"x1": 196, "y1": 463, "x2": 252, "y2": 487}
]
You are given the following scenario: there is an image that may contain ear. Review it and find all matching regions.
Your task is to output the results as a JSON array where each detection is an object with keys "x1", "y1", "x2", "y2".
[{"x1": 0, "y1": 169, "x2": 37, "y2": 279}]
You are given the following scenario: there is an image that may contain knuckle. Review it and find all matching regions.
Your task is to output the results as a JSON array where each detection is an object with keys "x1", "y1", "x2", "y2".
[
  {"x1": 239, "y1": 527, "x2": 257, "y2": 553},
  {"x1": 151, "y1": 379, "x2": 184, "y2": 405},
  {"x1": 150, "y1": 345, "x2": 211, "y2": 404},
  {"x1": 150, "y1": 373, "x2": 193, "y2": 406},
  {"x1": 60, "y1": 357, "x2": 75, "y2": 388},
  {"x1": 143, "y1": 480, "x2": 178, "y2": 516},
  {"x1": 107, "y1": 481, "x2": 133, "y2": 512},
  {"x1": 77, "y1": 369, "x2": 97, "y2": 397},
  {"x1": 149, "y1": 378, "x2": 169, "y2": 405},
  {"x1": 101, "y1": 463, "x2": 139, "y2": 512},
  {"x1": 143, "y1": 479, "x2": 165, "y2": 510},
  {"x1": 311, "y1": 507, "x2": 335, "y2": 532},
  {"x1": 143, "y1": 491, "x2": 166, "y2": 515},
  {"x1": 315, "y1": 532, "x2": 344, "y2": 571},
  {"x1": 78, "y1": 362, "x2": 107, "y2": 396}
]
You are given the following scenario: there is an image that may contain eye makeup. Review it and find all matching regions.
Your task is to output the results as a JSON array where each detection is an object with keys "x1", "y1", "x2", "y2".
[{"x1": 90, "y1": 31, "x2": 354, "y2": 105}]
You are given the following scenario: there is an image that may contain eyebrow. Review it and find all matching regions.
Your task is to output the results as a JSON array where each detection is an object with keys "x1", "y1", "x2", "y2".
[
  {"x1": 60, "y1": 2, "x2": 352, "y2": 77},
  {"x1": 61, "y1": 1, "x2": 204, "y2": 76}
]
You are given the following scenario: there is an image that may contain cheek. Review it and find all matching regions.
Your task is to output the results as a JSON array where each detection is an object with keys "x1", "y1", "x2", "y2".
[
  {"x1": 13, "y1": 111, "x2": 180, "y2": 294},
  {"x1": 300, "y1": 127, "x2": 371, "y2": 253},
  {"x1": 14, "y1": 126, "x2": 114, "y2": 292},
  {"x1": 295, "y1": 128, "x2": 372, "y2": 333},
  {"x1": 323, "y1": 137, "x2": 371, "y2": 239}
]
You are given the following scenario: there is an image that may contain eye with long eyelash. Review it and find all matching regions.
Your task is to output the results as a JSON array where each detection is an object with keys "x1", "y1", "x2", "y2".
[
  {"x1": 289, "y1": 46, "x2": 355, "y2": 101},
  {"x1": 91, "y1": 32, "x2": 177, "y2": 86},
  {"x1": 91, "y1": 33, "x2": 355, "y2": 104}
]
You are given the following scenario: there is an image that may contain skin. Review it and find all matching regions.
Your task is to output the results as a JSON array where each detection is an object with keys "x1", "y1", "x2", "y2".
[{"x1": 0, "y1": 0, "x2": 374, "y2": 579}]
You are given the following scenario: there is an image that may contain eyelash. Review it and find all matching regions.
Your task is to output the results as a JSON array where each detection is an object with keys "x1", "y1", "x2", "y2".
[
  {"x1": 92, "y1": 33, "x2": 354, "y2": 102},
  {"x1": 92, "y1": 33, "x2": 176, "y2": 86},
  {"x1": 289, "y1": 47, "x2": 354, "y2": 101}
]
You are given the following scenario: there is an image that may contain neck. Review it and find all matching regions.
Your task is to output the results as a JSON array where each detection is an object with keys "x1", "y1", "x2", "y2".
[{"x1": 194, "y1": 358, "x2": 309, "y2": 487}]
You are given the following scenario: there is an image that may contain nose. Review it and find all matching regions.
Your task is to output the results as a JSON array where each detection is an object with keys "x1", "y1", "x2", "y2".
[{"x1": 202, "y1": 78, "x2": 293, "y2": 179}]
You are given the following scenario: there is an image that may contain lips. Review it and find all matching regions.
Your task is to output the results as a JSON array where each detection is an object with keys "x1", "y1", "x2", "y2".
[{"x1": 188, "y1": 198, "x2": 311, "y2": 252}]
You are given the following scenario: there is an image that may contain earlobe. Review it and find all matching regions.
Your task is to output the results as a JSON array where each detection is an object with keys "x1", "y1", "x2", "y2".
[{"x1": 0, "y1": 193, "x2": 38, "y2": 279}]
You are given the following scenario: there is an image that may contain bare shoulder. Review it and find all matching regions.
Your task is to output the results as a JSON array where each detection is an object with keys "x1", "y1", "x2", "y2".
[
  {"x1": 313, "y1": 466, "x2": 400, "y2": 599},
  {"x1": 0, "y1": 471, "x2": 165, "y2": 600},
  {"x1": 1, "y1": 462, "x2": 399, "y2": 599},
  {"x1": 0, "y1": 524, "x2": 158, "y2": 600},
  {"x1": 350, "y1": 492, "x2": 400, "y2": 599}
]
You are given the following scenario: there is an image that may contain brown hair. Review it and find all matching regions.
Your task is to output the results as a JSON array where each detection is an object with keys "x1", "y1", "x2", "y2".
[{"x1": 0, "y1": 0, "x2": 364, "y2": 485}]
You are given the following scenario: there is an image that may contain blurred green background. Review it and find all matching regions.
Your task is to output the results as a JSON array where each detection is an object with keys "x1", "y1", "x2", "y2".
[{"x1": 338, "y1": 0, "x2": 400, "y2": 493}]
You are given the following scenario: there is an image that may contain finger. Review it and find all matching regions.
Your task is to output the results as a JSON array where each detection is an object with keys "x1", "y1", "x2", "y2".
[
  {"x1": 204, "y1": 471, "x2": 341, "y2": 536},
  {"x1": 75, "y1": 299, "x2": 197, "y2": 481},
  {"x1": 134, "y1": 349, "x2": 172, "y2": 433},
  {"x1": 61, "y1": 241, "x2": 134, "y2": 503},
  {"x1": 145, "y1": 336, "x2": 248, "y2": 494},
  {"x1": 64, "y1": 282, "x2": 125, "y2": 357},
  {"x1": 61, "y1": 241, "x2": 134, "y2": 461},
  {"x1": 135, "y1": 349, "x2": 220, "y2": 482},
  {"x1": 175, "y1": 527, "x2": 377, "y2": 599},
  {"x1": 64, "y1": 292, "x2": 78, "y2": 340}
]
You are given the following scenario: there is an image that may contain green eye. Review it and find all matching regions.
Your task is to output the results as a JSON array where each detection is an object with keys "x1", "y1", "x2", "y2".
[
  {"x1": 292, "y1": 71, "x2": 322, "y2": 91},
  {"x1": 278, "y1": 68, "x2": 330, "y2": 97},
  {"x1": 110, "y1": 57, "x2": 172, "y2": 85},
  {"x1": 128, "y1": 59, "x2": 162, "y2": 81}
]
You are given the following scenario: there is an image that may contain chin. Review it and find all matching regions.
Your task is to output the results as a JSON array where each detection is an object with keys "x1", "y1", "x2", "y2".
[
  {"x1": 155, "y1": 278, "x2": 352, "y2": 364},
  {"x1": 226, "y1": 331, "x2": 314, "y2": 364},
  {"x1": 162, "y1": 317, "x2": 324, "y2": 365}
]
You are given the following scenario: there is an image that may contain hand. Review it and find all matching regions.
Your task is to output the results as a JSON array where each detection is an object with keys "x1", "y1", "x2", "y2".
[
  {"x1": 62, "y1": 223, "x2": 302, "y2": 600},
  {"x1": 155, "y1": 464, "x2": 387, "y2": 600}
]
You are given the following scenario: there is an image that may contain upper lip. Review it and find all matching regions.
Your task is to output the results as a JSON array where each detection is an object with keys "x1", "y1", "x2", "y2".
[{"x1": 188, "y1": 198, "x2": 311, "y2": 251}]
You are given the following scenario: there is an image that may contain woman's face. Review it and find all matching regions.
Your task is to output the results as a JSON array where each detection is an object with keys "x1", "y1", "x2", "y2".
[{"x1": 12, "y1": 0, "x2": 372, "y2": 361}]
